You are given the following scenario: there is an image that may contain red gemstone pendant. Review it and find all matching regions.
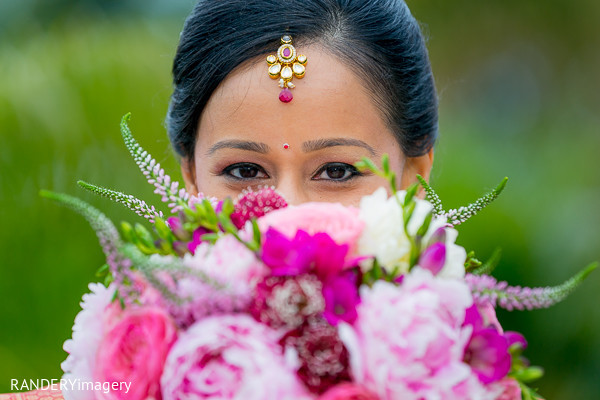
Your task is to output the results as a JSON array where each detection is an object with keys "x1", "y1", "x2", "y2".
[{"x1": 279, "y1": 88, "x2": 293, "y2": 103}]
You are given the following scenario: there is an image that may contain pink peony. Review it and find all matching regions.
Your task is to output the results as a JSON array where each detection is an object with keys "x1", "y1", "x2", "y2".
[
  {"x1": 339, "y1": 269, "x2": 495, "y2": 399},
  {"x1": 257, "y1": 202, "x2": 364, "y2": 254},
  {"x1": 62, "y1": 283, "x2": 116, "y2": 400},
  {"x1": 183, "y1": 233, "x2": 267, "y2": 285},
  {"x1": 160, "y1": 315, "x2": 312, "y2": 400},
  {"x1": 94, "y1": 307, "x2": 177, "y2": 400},
  {"x1": 319, "y1": 383, "x2": 379, "y2": 400}
]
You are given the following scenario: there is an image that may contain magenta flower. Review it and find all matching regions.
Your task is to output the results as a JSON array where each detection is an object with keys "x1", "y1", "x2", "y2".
[
  {"x1": 187, "y1": 226, "x2": 212, "y2": 255},
  {"x1": 322, "y1": 270, "x2": 361, "y2": 326},
  {"x1": 318, "y1": 383, "x2": 379, "y2": 400},
  {"x1": 261, "y1": 228, "x2": 317, "y2": 276},
  {"x1": 505, "y1": 331, "x2": 527, "y2": 350},
  {"x1": 463, "y1": 305, "x2": 512, "y2": 384},
  {"x1": 166, "y1": 216, "x2": 190, "y2": 241},
  {"x1": 418, "y1": 242, "x2": 446, "y2": 275},
  {"x1": 312, "y1": 232, "x2": 351, "y2": 282},
  {"x1": 463, "y1": 327, "x2": 511, "y2": 384}
]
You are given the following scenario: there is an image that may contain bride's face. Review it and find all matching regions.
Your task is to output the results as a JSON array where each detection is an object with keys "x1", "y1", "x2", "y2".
[{"x1": 181, "y1": 45, "x2": 433, "y2": 207}]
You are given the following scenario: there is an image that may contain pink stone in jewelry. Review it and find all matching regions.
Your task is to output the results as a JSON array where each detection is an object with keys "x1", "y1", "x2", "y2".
[
  {"x1": 279, "y1": 88, "x2": 293, "y2": 103},
  {"x1": 283, "y1": 48, "x2": 291, "y2": 58}
]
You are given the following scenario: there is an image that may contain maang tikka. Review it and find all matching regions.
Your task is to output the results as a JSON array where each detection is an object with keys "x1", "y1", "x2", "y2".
[{"x1": 266, "y1": 35, "x2": 307, "y2": 103}]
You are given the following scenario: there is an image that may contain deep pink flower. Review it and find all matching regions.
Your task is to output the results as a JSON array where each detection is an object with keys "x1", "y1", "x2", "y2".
[
  {"x1": 95, "y1": 307, "x2": 177, "y2": 400},
  {"x1": 230, "y1": 186, "x2": 288, "y2": 229},
  {"x1": 505, "y1": 331, "x2": 527, "y2": 350},
  {"x1": 187, "y1": 226, "x2": 212, "y2": 254},
  {"x1": 318, "y1": 383, "x2": 379, "y2": 400},
  {"x1": 463, "y1": 305, "x2": 513, "y2": 384},
  {"x1": 251, "y1": 274, "x2": 324, "y2": 330},
  {"x1": 322, "y1": 270, "x2": 361, "y2": 326},
  {"x1": 463, "y1": 328, "x2": 511, "y2": 384},
  {"x1": 312, "y1": 232, "x2": 351, "y2": 282},
  {"x1": 282, "y1": 318, "x2": 351, "y2": 394},
  {"x1": 419, "y1": 242, "x2": 446, "y2": 275},
  {"x1": 261, "y1": 228, "x2": 317, "y2": 276},
  {"x1": 166, "y1": 216, "x2": 188, "y2": 241}
]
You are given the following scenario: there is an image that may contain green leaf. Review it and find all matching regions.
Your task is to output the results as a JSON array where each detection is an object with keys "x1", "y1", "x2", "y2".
[
  {"x1": 404, "y1": 183, "x2": 419, "y2": 207},
  {"x1": 221, "y1": 197, "x2": 235, "y2": 216},
  {"x1": 202, "y1": 198, "x2": 219, "y2": 227},
  {"x1": 251, "y1": 218, "x2": 262, "y2": 248},
  {"x1": 514, "y1": 366, "x2": 544, "y2": 383},
  {"x1": 358, "y1": 156, "x2": 380, "y2": 174},
  {"x1": 110, "y1": 288, "x2": 119, "y2": 303},
  {"x1": 472, "y1": 248, "x2": 502, "y2": 275},
  {"x1": 416, "y1": 211, "x2": 433, "y2": 238},
  {"x1": 200, "y1": 233, "x2": 220, "y2": 243},
  {"x1": 464, "y1": 251, "x2": 483, "y2": 273},
  {"x1": 104, "y1": 274, "x2": 114, "y2": 286},
  {"x1": 95, "y1": 263, "x2": 109, "y2": 277},
  {"x1": 121, "y1": 221, "x2": 135, "y2": 243},
  {"x1": 382, "y1": 154, "x2": 390, "y2": 174},
  {"x1": 134, "y1": 223, "x2": 155, "y2": 250},
  {"x1": 154, "y1": 217, "x2": 174, "y2": 243},
  {"x1": 403, "y1": 201, "x2": 416, "y2": 230}
]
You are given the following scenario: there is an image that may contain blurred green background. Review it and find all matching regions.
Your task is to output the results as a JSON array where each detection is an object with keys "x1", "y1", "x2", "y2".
[{"x1": 0, "y1": 0, "x2": 598, "y2": 397}]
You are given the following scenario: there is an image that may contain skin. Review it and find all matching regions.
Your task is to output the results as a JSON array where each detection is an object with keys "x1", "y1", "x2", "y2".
[{"x1": 181, "y1": 45, "x2": 433, "y2": 207}]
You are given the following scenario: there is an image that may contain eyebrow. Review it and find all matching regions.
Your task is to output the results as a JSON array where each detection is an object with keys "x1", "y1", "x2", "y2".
[
  {"x1": 206, "y1": 137, "x2": 377, "y2": 156},
  {"x1": 302, "y1": 138, "x2": 377, "y2": 156},
  {"x1": 205, "y1": 140, "x2": 270, "y2": 155}
]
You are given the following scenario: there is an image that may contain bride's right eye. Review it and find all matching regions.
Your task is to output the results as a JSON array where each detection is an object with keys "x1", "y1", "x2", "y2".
[{"x1": 221, "y1": 163, "x2": 269, "y2": 180}]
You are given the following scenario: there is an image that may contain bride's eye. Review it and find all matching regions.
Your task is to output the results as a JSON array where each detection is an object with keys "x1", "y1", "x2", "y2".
[
  {"x1": 222, "y1": 163, "x2": 268, "y2": 180},
  {"x1": 313, "y1": 163, "x2": 362, "y2": 182}
]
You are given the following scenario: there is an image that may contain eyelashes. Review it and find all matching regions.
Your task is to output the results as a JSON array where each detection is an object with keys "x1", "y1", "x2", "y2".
[
  {"x1": 222, "y1": 163, "x2": 268, "y2": 180},
  {"x1": 220, "y1": 162, "x2": 364, "y2": 183},
  {"x1": 313, "y1": 162, "x2": 362, "y2": 181}
]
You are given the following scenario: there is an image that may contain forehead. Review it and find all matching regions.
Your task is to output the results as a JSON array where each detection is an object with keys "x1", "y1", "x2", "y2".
[{"x1": 196, "y1": 45, "x2": 395, "y2": 151}]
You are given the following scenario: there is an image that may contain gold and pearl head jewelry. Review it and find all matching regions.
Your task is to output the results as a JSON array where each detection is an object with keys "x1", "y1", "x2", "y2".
[{"x1": 266, "y1": 35, "x2": 307, "y2": 103}]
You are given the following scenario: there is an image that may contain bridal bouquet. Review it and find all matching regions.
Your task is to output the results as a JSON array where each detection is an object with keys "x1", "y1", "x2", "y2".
[{"x1": 42, "y1": 115, "x2": 596, "y2": 400}]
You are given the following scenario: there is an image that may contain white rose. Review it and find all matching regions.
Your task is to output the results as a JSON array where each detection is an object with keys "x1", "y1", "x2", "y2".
[{"x1": 358, "y1": 187, "x2": 466, "y2": 278}]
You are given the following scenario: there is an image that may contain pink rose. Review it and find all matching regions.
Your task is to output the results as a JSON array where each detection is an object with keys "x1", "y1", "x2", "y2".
[
  {"x1": 95, "y1": 307, "x2": 177, "y2": 400},
  {"x1": 319, "y1": 383, "x2": 379, "y2": 400},
  {"x1": 257, "y1": 202, "x2": 364, "y2": 254},
  {"x1": 160, "y1": 315, "x2": 311, "y2": 400}
]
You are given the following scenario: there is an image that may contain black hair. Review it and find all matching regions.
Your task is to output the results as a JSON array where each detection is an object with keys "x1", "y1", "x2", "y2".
[{"x1": 167, "y1": 0, "x2": 438, "y2": 159}]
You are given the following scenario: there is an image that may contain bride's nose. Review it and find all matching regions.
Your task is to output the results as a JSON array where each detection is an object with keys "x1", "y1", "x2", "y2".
[{"x1": 274, "y1": 177, "x2": 310, "y2": 206}]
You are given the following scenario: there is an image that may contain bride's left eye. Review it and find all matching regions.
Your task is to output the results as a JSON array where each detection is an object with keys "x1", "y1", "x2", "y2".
[{"x1": 312, "y1": 163, "x2": 362, "y2": 182}]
